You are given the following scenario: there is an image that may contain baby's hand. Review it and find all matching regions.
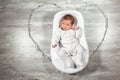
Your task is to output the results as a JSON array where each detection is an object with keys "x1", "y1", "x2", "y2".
[
  {"x1": 52, "y1": 44, "x2": 57, "y2": 48},
  {"x1": 72, "y1": 26, "x2": 79, "y2": 30}
]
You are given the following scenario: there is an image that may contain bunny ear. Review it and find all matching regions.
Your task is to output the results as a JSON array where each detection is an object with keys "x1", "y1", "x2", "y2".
[{"x1": 73, "y1": 16, "x2": 77, "y2": 27}]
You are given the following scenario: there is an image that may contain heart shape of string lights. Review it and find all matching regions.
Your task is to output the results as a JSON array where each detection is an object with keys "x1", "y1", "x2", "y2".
[{"x1": 27, "y1": 2, "x2": 109, "y2": 61}]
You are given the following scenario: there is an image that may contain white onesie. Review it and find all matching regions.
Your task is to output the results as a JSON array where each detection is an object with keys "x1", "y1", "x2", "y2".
[{"x1": 52, "y1": 28, "x2": 84, "y2": 68}]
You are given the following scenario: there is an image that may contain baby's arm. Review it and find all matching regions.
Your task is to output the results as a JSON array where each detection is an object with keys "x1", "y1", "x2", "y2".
[
  {"x1": 75, "y1": 27, "x2": 82, "y2": 39},
  {"x1": 72, "y1": 26, "x2": 79, "y2": 30},
  {"x1": 52, "y1": 29, "x2": 61, "y2": 48}
]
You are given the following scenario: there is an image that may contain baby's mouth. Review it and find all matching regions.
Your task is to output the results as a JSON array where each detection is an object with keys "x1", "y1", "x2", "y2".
[{"x1": 61, "y1": 27, "x2": 66, "y2": 30}]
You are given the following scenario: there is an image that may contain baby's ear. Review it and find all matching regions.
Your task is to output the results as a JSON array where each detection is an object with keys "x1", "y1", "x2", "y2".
[
  {"x1": 72, "y1": 25, "x2": 75, "y2": 28},
  {"x1": 71, "y1": 26, "x2": 74, "y2": 29}
]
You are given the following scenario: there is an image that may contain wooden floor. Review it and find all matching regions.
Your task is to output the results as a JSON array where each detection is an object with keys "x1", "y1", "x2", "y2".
[{"x1": 0, "y1": 0, "x2": 120, "y2": 80}]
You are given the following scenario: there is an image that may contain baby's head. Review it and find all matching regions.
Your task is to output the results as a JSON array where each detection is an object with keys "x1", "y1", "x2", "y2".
[{"x1": 60, "y1": 14, "x2": 75, "y2": 30}]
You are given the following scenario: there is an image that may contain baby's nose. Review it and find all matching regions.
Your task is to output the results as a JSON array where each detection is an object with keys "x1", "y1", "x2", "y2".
[{"x1": 64, "y1": 25, "x2": 67, "y2": 27}]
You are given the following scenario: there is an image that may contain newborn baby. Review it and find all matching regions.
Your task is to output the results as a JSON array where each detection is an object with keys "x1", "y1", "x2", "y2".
[{"x1": 52, "y1": 14, "x2": 84, "y2": 68}]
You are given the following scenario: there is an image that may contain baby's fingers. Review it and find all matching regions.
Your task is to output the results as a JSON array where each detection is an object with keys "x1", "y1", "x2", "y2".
[{"x1": 52, "y1": 44, "x2": 57, "y2": 48}]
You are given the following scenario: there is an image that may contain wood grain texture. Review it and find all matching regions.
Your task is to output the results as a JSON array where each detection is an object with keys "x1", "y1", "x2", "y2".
[{"x1": 0, "y1": 0, "x2": 120, "y2": 80}]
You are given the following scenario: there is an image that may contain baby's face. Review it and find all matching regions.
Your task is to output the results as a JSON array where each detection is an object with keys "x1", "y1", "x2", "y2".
[{"x1": 60, "y1": 20, "x2": 72, "y2": 31}]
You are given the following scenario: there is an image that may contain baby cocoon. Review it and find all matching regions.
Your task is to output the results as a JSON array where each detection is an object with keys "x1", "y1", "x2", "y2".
[{"x1": 52, "y1": 14, "x2": 84, "y2": 69}]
